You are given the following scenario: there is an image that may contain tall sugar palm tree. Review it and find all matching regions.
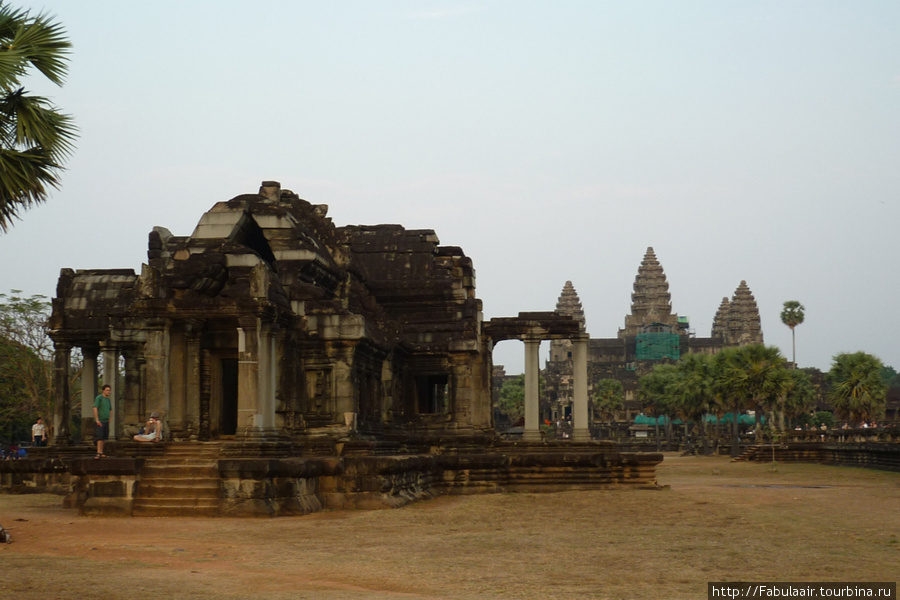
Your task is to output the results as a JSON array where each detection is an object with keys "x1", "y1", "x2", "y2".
[
  {"x1": 780, "y1": 301, "x2": 805, "y2": 367},
  {"x1": 0, "y1": 4, "x2": 76, "y2": 232},
  {"x1": 827, "y1": 352, "x2": 887, "y2": 426}
]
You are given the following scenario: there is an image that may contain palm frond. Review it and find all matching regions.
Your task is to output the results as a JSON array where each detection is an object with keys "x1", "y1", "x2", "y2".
[
  {"x1": 7, "y1": 10, "x2": 71, "y2": 86},
  {"x1": 0, "y1": 4, "x2": 71, "y2": 88},
  {"x1": 0, "y1": 4, "x2": 76, "y2": 232},
  {"x1": 0, "y1": 145, "x2": 60, "y2": 231},
  {"x1": 0, "y1": 87, "x2": 76, "y2": 159}
]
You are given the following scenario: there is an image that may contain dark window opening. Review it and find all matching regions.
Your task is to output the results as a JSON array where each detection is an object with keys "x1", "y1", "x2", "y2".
[{"x1": 416, "y1": 375, "x2": 449, "y2": 414}]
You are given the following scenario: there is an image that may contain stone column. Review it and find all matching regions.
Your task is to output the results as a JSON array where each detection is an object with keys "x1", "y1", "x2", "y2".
[
  {"x1": 572, "y1": 336, "x2": 590, "y2": 442},
  {"x1": 81, "y1": 346, "x2": 99, "y2": 443},
  {"x1": 52, "y1": 342, "x2": 71, "y2": 446},
  {"x1": 144, "y1": 322, "x2": 170, "y2": 433},
  {"x1": 184, "y1": 324, "x2": 202, "y2": 440},
  {"x1": 256, "y1": 322, "x2": 277, "y2": 433},
  {"x1": 103, "y1": 346, "x2": 119, "y2": 439},
  {"x1": 522, "y1": 339, "x2": 541, "y2": 441},
  {"x1": 236, "y1": 323, "x2": 260, "y2": 436},
  {"x1": 122, "y1": 351, "x2": 143, "y2": 430},
  {"x1": 167, "y1": 326, "x2": 186, "y2": 434},
  {"x1": 332, "y1": 348, "x2": 355, "y2": 430}
]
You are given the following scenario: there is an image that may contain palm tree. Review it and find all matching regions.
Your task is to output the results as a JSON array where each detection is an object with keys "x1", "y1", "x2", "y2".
[
  {"x1": 779, "y1": 368, "x2": 817, "y2": 431},
  {"x1": 827, "y1": 352, "x2": 888, "y2": 426},
  {"x1": 780, "y1": 301, "x2": 805, "y2": 367},
  {"x1": 716, "y1": 344, "x2": 790, "y2": 456},
  {"x1": 0, "y1": 4, "x2": 76, "y2": 232},
  {"x1": 669, "y1": 353, "x2": 717, "y2": 454}
]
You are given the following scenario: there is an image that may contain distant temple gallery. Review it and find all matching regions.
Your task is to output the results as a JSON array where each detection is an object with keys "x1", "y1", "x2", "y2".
[{"x1": 541, "y1": 247, "x2": 763, "y2": 424}]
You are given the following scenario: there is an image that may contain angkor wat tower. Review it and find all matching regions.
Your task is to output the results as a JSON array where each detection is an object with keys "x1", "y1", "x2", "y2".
[
  {"x1": 548, "y1": 280, "x2": 586, "y2": 363},
  {"x1": 544, "y1": 281, "x2": 587, "y2": 419},
  {"x1": 712, "y1": 280, "x2": 764, "y2": 346},
  {"x1": 620, "y1": 247, "x2": 681, "y2": 338},
  {"x1": 542, "y1": 247, "x2": 764, "y2": 421}
]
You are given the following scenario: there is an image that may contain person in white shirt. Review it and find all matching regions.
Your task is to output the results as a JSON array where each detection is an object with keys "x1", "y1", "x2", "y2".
[{"x1": 31, "y1": 417, "x2": 47, "y2": 447}]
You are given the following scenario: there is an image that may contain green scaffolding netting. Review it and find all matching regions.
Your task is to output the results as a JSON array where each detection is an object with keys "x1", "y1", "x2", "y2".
[{"x1": 635, "y1": 332, "x2": 680, "y2": 361}]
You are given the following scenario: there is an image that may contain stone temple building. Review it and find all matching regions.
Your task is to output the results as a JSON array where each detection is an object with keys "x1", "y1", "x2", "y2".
[
  {"x1": 544, "y1": 247, "x2": 763, "y2": 422},
  {"x1": 49, "y1": 181, "x2": 493, "y2": 443},
  {"x1": 19, "y1": 182, "x2": 662, "y2": 516}
]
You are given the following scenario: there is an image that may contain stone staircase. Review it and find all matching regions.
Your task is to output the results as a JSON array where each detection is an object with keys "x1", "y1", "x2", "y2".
[
  {"x1": 732, "y1": 444, "x2": 792, "y2": 463},
  {"x1": 132, "y1": 442, "x2": 222, "y2": 517},
  {"x1": 731, "y1": 444, "x2": 763, "y2": 462}
]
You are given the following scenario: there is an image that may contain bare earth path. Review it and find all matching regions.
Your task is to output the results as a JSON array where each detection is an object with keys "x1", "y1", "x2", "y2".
[{"x1": 1, "y1": 454, "x2": 897, "y2": 600}]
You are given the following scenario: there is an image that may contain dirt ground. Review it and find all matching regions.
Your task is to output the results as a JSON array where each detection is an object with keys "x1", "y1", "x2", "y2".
[{"x1": 1, "y1": 454, "x2": 897, "y2": 600}]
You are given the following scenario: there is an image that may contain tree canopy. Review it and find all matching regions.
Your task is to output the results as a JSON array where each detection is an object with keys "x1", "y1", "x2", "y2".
[
  {"x1": 637, "y1": 363, "x2": 679, "y2": 418},
  {"x1": 827, "y1": 351, "x2": 887, "y2": 425},
  {"x1": 0, "y1": 3, "x2": 77, "y2": 232},
  {"x1": 0, "y1": 290, "x2": 54, "y2": 441},
  {"x1": 879, "y1": 365, "x2": 900, "y2": 389},
  {"x1": 780, "y1": 301, "x2": 805, "y2": 330},
  {"x1": 497, "y1": 375, "x2": 525, "y2": 423},
  {"x1": 592, "y1": 378, "x2": 624, "y2": 421}
]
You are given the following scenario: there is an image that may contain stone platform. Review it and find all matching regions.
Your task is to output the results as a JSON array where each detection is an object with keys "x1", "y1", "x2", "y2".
[
  {"x1": 0, "y1": 440, "x2": 663, "y2": 517},
  {"x1": 734, "y1": 442, "x2": 900, "y2": 471}
]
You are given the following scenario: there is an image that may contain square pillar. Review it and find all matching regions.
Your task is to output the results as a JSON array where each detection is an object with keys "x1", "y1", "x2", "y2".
[
  {"x1": 256, "y1": 322, "x2": 277, "y2": 432},
  {"x1": 184, "y1": 328, "x2": 201, "y2": 440},
  {"x1": 103, "y1": 346, "x2": 119, "y2": 439},
  {"x1": 237, "y1": 324, "x2": 260, "y2": 435},
  {"x1": 572, "y1": 337, "x2": 590, "y2": 441},
  {"x1": 122, "y1": 351, "x2": 143, "y2": 430},
  {"x1": 332, "y1": 346, "x2": 356, "y2": 426},
  {"x1": 52, "y1": 342, "x2": 72, "y2": 446},
  {"x1": 167, "y1": 326, "x2": 186, "y2": 433},
  {"x1": 144, "y1": 323, "x2": 171, "y2": 433},
  {"x1": 81, "y1": 346, "x2": 99, "y2": 443}
]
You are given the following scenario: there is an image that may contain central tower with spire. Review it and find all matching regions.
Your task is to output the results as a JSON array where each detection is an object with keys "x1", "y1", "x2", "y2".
[{"x1": 619, "y1": 247, "x2": 680, "y2": 338}]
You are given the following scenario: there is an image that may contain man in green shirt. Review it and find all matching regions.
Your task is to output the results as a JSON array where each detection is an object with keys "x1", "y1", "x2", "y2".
[{"x1": 93, "y1": 384, "x2": 112, "y2": 458}]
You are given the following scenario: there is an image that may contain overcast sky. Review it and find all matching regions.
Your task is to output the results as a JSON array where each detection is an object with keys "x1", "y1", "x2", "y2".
[{"x1": 2, "y1": 1, "x2": 898, "y2": 375}]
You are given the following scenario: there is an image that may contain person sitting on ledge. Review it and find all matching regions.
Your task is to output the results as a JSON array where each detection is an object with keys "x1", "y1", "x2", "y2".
[{"x1": 133, "y1": 412, "x2": 162, "y2": 442}]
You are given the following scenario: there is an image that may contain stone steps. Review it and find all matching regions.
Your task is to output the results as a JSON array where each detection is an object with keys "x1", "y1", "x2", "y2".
[
  {"x1": 135, "y1": 481, "x2": 221, "y2": 498},
  {"x1": 132, "y1": 443, "x2": 223, "y2": 517},
  {"x1": 732, "y1": 445, "x2": 763, "y2": 461},
  {"x1": 132, "y1": 500, "x2": 220, "y2": 518},
  {"x1": 140, "y1": 463, "x2": 218, "y2": 477}
]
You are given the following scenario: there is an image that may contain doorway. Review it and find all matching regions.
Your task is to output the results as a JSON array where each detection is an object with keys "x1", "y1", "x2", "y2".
[{"x1": 220, "y1": 358, "x2": 238, "y2": 436}]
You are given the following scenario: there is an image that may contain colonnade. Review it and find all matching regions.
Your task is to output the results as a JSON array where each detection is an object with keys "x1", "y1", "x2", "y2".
[
  {"x1": 50, "y1": 316, "x2": 283, "y2": 445},
  {"x1": 521, "y1": 335, "x2": 590, "y2": 442}
]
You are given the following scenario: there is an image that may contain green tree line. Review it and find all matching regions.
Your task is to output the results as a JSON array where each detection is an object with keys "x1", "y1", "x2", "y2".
[{"x1": 637, "y1": 344, "x2": 890, "y2": 456}]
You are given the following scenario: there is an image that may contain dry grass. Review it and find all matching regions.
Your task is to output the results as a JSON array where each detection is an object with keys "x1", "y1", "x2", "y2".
[{"x1": 1, "y1": 454, "x2": 898, "y2": 600}]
